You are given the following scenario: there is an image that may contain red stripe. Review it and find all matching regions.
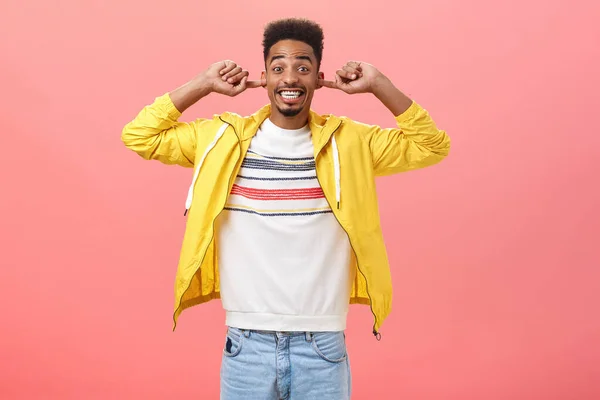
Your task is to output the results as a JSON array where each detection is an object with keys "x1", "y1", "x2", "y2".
[
  {"x1": 230, "y1": 184, "x2": 325, "y2": 200},
  {"x1": 231, "y1": 191, "x2": 324, "y2": 200},
  {"x1": 231, "y1": 184, "x2": 323, "y2": 195}
]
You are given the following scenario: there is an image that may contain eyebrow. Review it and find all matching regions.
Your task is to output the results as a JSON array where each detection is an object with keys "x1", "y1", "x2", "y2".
[{"x1": 270, "y1": 55, "x2": 313, "y2": 65}]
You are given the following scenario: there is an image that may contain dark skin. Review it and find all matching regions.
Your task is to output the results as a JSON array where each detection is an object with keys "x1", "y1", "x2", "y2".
[
  {"x1": 259, "y1": 40, "x2": 324, "y2": 129},
  {"x1": 168, "y1": 39, "x2": 413, "y2": 128}
]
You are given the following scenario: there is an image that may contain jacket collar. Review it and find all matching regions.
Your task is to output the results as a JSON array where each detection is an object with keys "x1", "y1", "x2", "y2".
[{"x1": 219, "y1": 104, "x2": 342, "y2": 156}]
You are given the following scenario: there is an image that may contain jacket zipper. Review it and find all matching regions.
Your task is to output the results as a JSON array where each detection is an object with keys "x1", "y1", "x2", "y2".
[
  {"x1": 175, "y1": 120, "x2": 382, "y2": 340},
  {"x1": 314, "y1": 124, "x2": 381, "y2": 341},
  {"x1": 173, "y1": 121, "x2": 242, "y2": 330}
]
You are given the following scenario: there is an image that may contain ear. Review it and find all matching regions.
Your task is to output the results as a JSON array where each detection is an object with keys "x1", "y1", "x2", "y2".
[
  {"x1": 316, "y1": 71, "x2": 325, "y2": 89},
  {"x1": 260, "y1": 70, "x2": 267, "y2": 88}
]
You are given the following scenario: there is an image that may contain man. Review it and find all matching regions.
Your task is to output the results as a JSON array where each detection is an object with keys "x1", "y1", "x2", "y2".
[{"x1": 122, "y1": 17, "x2": 450, "y2": 400}]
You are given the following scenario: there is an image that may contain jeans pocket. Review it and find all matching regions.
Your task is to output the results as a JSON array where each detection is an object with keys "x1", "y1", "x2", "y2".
[
  {"x1": 311, "y1": 332, "x2": 347, "y2": 363},
  {"x1": 223, "y1": 327, "x2": 244, "y2": 357}
]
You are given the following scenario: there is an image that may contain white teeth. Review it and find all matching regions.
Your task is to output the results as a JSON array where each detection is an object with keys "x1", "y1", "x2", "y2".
[{"x1": 279, "y1": 90, "x2": 302, "y2": 99}]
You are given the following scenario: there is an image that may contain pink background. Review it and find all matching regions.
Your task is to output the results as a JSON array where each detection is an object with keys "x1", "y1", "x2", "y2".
[{"x1": 1, "y1": 0, "x2": 599, "y2": 399}]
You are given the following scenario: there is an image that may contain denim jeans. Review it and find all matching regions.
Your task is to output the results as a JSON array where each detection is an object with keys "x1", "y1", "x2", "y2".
[{"x1": 220, "y1": 327, "x2": 351, "y2": 400}]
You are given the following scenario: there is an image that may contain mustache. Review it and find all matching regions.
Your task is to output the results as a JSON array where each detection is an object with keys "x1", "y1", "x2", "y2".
[{"x1": 275, "y1": 85, "x2": 306, "y2": 91}]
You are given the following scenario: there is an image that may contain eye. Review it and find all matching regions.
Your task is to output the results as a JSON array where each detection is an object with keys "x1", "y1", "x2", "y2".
[{"x1": 273, "y1": 66, "x2": 283, "y2": 72}]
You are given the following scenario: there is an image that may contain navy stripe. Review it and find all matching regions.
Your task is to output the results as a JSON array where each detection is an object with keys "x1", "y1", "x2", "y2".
[
  {"x1": 242, "y1": 158, "x2": 316, "y2": 168},
  {"x1": 224, "y1": 207, "x2": 332, "y2": 217},
  {"x1": 241, "y1": 160, "x2": 315, "y2": 172},
  {"x1": 237, "y1": 175, "x2": 317, "y2": 181},
  {"x1": 248, "y1": 150, "x2": 314, "y2": 161}
]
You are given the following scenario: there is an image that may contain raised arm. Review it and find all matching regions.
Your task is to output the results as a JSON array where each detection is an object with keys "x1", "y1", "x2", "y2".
[
  {"x1": 121, "y1": 60, "x2": 262, "y2": 167},
  {"x1": 319, "y1": 61, "x2": 450, "y2": 176}
]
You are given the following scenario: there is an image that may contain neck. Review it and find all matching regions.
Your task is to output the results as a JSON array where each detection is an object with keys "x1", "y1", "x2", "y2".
[{"x1": 268, "y1": 108, "x2": 310, "y2": 130}]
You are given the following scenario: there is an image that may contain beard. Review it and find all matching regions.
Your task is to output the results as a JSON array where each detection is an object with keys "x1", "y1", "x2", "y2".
[{"x1": 277, "y1": 105, "x2": 303, "y2": 117}]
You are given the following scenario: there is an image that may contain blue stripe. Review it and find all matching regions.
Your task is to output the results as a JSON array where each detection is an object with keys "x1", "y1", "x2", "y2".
[
  {"x1": 248, "y1": 150, "x2": 314, "y2": 161},
  {"x1": 242, "y1": 158, "x2": 316, "y2": 168},
  {"x1": 241, "y1": 159, "x2": 315, "y2": 171},
  {"x1": 236, "y1": 175, "x2": 317, "y2": 181},
  {"x1": 224, "y1": 207, "x2": 332, "y2": 217}
]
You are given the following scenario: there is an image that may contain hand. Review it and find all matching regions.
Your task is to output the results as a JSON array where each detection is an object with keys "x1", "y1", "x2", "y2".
[
  {"x1": 318, "y1": 61, "x2": 383, "y2": 94},
  {"x1": 199, "y1": 60, "x2": 264, "y2": 97}
]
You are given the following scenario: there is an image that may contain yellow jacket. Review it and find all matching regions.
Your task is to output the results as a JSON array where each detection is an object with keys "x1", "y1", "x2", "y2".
[{"x1": 121, "y1": 93, "x2": 450, "y2": 337}]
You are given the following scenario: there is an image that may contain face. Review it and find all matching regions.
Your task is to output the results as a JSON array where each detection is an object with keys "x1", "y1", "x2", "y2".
[{"x1": 262, "y1": 40, "x2": 323, "y2": 120}]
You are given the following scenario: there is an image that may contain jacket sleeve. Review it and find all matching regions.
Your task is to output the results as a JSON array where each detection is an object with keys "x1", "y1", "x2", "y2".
[
  {"x1": 354, "y1": 101, "x2": 451, "y2": 176},
  {"x1": 121, "y1": 93, "x2": 207, "y2": 168}
]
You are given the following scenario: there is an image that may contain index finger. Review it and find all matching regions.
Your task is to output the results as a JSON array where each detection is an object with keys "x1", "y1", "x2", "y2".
[
  {"x1": 246, "y1": 80, "x2": 265, "y2": 89},
  {"x1": 318, "y1": 79, "x2": 337, "y2": 89}
]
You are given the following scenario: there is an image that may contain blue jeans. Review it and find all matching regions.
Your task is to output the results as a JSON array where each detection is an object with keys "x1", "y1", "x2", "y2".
[{"x1": 220, "y1": 327, "x2": 352, "y2": 399}]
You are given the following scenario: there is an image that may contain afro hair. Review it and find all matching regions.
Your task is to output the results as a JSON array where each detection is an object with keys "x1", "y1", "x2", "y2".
[{"x1": 262, "y1": 18, "x2": 325, "y2": 69}]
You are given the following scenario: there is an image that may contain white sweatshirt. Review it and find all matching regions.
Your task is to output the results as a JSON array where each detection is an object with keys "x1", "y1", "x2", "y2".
[{"x1": 215, "y1": 118, "x2": 355, "y2": 332}]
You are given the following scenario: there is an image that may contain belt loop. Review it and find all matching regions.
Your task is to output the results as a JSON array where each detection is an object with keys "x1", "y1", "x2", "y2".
[
  {"x1": 242, "y1": 329, "x2": 250, "y2": 338},
  {"x1": 305, "y1": 332, "x2": 312, "y2": 342}
]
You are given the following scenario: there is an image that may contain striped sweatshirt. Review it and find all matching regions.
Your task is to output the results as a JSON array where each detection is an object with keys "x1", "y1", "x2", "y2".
[{"x1": 215, "y1": 117, "x2": 355, "y2": 332}]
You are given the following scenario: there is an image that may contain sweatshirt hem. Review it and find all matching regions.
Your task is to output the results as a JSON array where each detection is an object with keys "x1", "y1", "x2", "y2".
[{"x1": 226, "y1": 311, "x2": 347, "y2": 332}]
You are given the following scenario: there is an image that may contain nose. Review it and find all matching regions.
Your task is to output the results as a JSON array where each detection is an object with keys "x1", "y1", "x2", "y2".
[{"x1": 282, "y1": 70, "x2": 299, "y2": 85}]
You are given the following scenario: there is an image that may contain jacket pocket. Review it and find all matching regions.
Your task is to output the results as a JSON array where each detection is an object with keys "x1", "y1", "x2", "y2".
[
  {"x1": 311, "y1": 332, "x2": 347, "y2": 363},
  {"x1": 223, "y1": 327, "x2": 244, "y2": 357}
]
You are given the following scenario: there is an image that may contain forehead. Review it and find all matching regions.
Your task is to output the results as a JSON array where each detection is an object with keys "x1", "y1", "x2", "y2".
[{"x1": 267, "y1": 40, "x2": 315, "y2": 62}]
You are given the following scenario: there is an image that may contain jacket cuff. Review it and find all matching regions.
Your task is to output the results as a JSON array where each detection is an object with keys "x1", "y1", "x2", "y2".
[
  {"x1": 394, "y1": 100, "x2": 420, "y2": 123},
  {"x1": 156, "y1": 93, "x2": 182, "y2": 120}
]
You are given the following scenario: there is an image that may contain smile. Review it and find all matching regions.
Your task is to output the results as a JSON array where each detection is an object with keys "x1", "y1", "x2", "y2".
[{"x1": 277, "y1": 89, "x2": 305, "y2": 104}]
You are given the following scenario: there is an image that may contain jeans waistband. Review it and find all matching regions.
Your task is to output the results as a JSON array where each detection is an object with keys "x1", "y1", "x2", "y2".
[{"x1": 228, "y1": 327, "x2": 345, "y2": 341}]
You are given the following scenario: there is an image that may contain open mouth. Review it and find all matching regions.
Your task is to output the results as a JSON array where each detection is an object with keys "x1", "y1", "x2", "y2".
[{"x1": 277, "y1": 89, "x2": 305, "y2": 104}]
